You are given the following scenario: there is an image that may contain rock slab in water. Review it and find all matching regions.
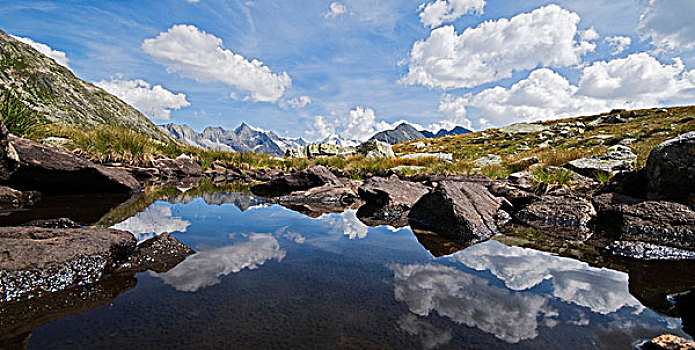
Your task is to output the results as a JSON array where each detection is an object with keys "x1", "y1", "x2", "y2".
[
  {"x1": 645, "y1": 132, "x2": 695, "y2": 204},
  {"x1": 0, "y1": 226, "x2": 136, "y2": 303},
  {"x1": 593, "y1": 193, "x2": 695, "y2": 252},
  {"x1": 0, "y1": 186, "x2": 38, "y2": 211},
  {"x1": 516, "y1": 195, "x2": 596, "y2": 240},
  {"x1": 357, "y1": 175, "x2": 430, "y2": 227},
  {"x1": 152, "y1": 154, "x2": 203, "y2": 178},
  {"x1": 4, "y1": 135, "x2": 141, "y2": 194},
  {"x1": 408, "y1": 181, "x2": 504, "y2": 242},
  {"x1": 117, "y1": 233, "x2": 195, "y2": 273},
  {"x1": 251, "y1": 165, "x2": 341, "y2": 197}
]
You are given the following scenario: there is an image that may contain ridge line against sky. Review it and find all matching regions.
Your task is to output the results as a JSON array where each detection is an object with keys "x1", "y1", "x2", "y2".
[{"x1": 2, "y1": 0, "x2": 695, "y2": 141}]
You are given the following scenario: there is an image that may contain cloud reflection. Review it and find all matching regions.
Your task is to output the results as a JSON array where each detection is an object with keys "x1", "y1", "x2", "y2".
[
  {"x1": 154, "y1": 234, "x2": 286, "y2": 292},
  {"x1": 111, "y1": 205, "x2": 191, "y2": 242},
  {"x1": 319, "y1": 210, "x2": 369, "y2": 240},
  {"x1": 452, "y1": 241, "x2": 643, "y2": 314},
  {"x1": 390, "y1": 263, "x2": 555, "y2": 343}
]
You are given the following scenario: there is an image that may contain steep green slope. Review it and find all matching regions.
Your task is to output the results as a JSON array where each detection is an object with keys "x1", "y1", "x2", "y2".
[{"x1": 0, "y1": 29, "x2": 170, "y2": 141}]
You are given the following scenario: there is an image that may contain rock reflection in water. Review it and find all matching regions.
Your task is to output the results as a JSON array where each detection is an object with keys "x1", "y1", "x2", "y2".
[
  {"x1": 0, "y1": 273, "x2": 137, "y2": 346},
  {"x1": 153, "y1": 233, "x2": 285, "y2": 292}
]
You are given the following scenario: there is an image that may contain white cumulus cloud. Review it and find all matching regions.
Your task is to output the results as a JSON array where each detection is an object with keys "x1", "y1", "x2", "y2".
[
  {"x1": 403, "y1": 5, "x2": 596, "y2": 90},
  {"x1": 95, "y1": 78, "x2": 190, "y2": 120},
  {"x1": 281, "y1": 95, "x2": 312, "y2": 109},
  {"x1": 307, "y1": 106, "x2": 392, "y2": 142},
  {"x1": 418, "y1": 0, "x2": 486, "y2": 29},
  {"x1": 639, "y1": 0, "x2": 695, "y2": 51},
  {"x1": 11, "y1": 35, "x2": 70, "y2": 68},
  {"x1": 324, "y1": 2, "x2": 347, "y2": 19},
  {"x1": 606, "y1": 36, "x2": 632, "y2": 55},
  {"x1": 142, "y1": 24, "x2": 291, "y2": 103},
  {"x1": 438, "y1": 53, "x2": 695, "y2": 128}
]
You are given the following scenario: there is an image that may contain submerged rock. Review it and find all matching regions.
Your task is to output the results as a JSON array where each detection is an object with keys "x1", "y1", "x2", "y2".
[
  {"x1": 117, "y1": 233, "x2": 195, "y2": 273},
  {"x1": 0, "y1": 226, "x2": 136, "y2": 304},
  {"x1": 408, "y1": 181, "x2": 506, "y2": 242},
  {"x1": 645, "y1": 132, "x2": 695, "y2": 204},
  {"x1": 4, "y1": 135, "x2": 141, "y2": 194},
  {"x1": 516, "y1": 195, "x2": 596, "y2": 241},
  {"x1": 251, "y1": 165, "x2": 341, "y2": 197},
  {"x1": 565, "y1": 145, "x2": 637, "y2": 178}
]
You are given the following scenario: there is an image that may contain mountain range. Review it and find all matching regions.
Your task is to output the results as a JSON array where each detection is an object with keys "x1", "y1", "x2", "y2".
[
  {"x1": 0, "y1": 29, "x2": 170, "y2": 141},
  {"x1": 161, "y1": 123, "x2": 308, "y2": 155},
  {"x1": 369, "y1": 123, "x2": 471, "y2": 144}
]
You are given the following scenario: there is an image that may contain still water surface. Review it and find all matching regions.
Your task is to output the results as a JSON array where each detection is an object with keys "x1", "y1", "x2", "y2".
[{"x1": 22, "y1": 191, "x2": 692, "y2": 349}]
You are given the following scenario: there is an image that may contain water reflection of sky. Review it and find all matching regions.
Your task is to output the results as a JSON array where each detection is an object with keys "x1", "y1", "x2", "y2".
[{"x1": 28, "y1": 193, "x2": 691, "y2": 349}]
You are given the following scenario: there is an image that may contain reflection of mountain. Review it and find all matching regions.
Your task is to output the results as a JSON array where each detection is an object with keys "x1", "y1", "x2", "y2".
[
  {"x1": 318, "y1": 210, "x2": 369, "y2": 240},
  {"x1": 452, "y1": 241, "x2": 643, "y2": 314},
  {"x1": 166, "y1": 192, "x2": 266, "y2": 211},
  {"x1": 111, "y1": 205, "x2": 191, "y2": 242},
  {"x1": 154, "y1": 234, "x2": 285, "y2": 292},
  {"x1": 390, "y1": 263, "x2": 554, "y2": 343}
]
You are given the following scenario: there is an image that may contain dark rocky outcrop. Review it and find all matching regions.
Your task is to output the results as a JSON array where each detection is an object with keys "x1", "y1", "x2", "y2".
[
  {"x1": 593, "y1": 193, "x2": 695, "y2": 252},
  {"x1": 357, "y1": 175, "x2": 430, "y2": 227},
  {"x1": 3, "y1": 135, "x2": 141, "y2": 194},
  {"x1": 116, "y1": 233, "x2": 195, "y2": 273},
  {"x1": 516, "y1": 195, "x2": 596, "y2": 241},
  {"x1": 408, "y1": 181, "x2": 506, "y2": 242},
  {"x1": 645, "y1": 132, "x2": 695, "y2": 204},
  {"x1": 251, "y1": 165, "x2": 341, "y2": 197},
  {"x1": 0, "y1": 226, "x2": 136, "y2": 303}
]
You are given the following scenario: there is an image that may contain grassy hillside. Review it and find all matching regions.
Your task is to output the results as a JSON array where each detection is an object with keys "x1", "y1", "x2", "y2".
[
  {"x1": 394, "y1": 106, "x2": 695, "y2": 177},
  {"x1": 0, "y1": 29, "x2": 171, "y2": 141}
]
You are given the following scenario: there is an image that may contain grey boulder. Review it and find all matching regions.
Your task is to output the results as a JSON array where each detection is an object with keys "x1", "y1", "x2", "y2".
[
  {"x1": 645, "y1": 132, "x2": 695, "y2": 204},
  {"x1": 408, "y1": 181, "x2": 506, "y2": 242}
]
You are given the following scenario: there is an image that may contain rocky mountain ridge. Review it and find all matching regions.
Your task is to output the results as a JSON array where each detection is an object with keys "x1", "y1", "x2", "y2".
[
  {"x1": 0, "y1": 29, "x2": 171, "y2": 141},
  {"x1": 369, "y1": 123, "x2": 471, "y2": 144},
  {"x1": 160, "y1": 122, "x2": 308, "y2": 155}
]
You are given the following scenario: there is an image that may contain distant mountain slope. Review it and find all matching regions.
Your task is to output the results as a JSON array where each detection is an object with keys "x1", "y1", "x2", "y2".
[
  {"x1": 0, "y1": 29, "x2": 170, "y2": 141},
  {"x1": 369, "y1": 123, "x2": 471, "y2": 144},
  {"x1": 161, "y1": 123, "x2": 307, "y2": 155}
]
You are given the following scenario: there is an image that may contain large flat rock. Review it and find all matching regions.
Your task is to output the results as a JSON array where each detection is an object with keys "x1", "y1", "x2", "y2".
[
  {"x1": 4, "y1": 135, "x2": 141, "y2": 194},
  {"x1": 0, "y1": 226, "x2": 136, "y2": 303}
]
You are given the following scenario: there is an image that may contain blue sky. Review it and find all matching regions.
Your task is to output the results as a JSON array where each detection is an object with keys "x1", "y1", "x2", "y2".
[{"x1": 2, "y1": 0, "x2": 695, "y2": 140}]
